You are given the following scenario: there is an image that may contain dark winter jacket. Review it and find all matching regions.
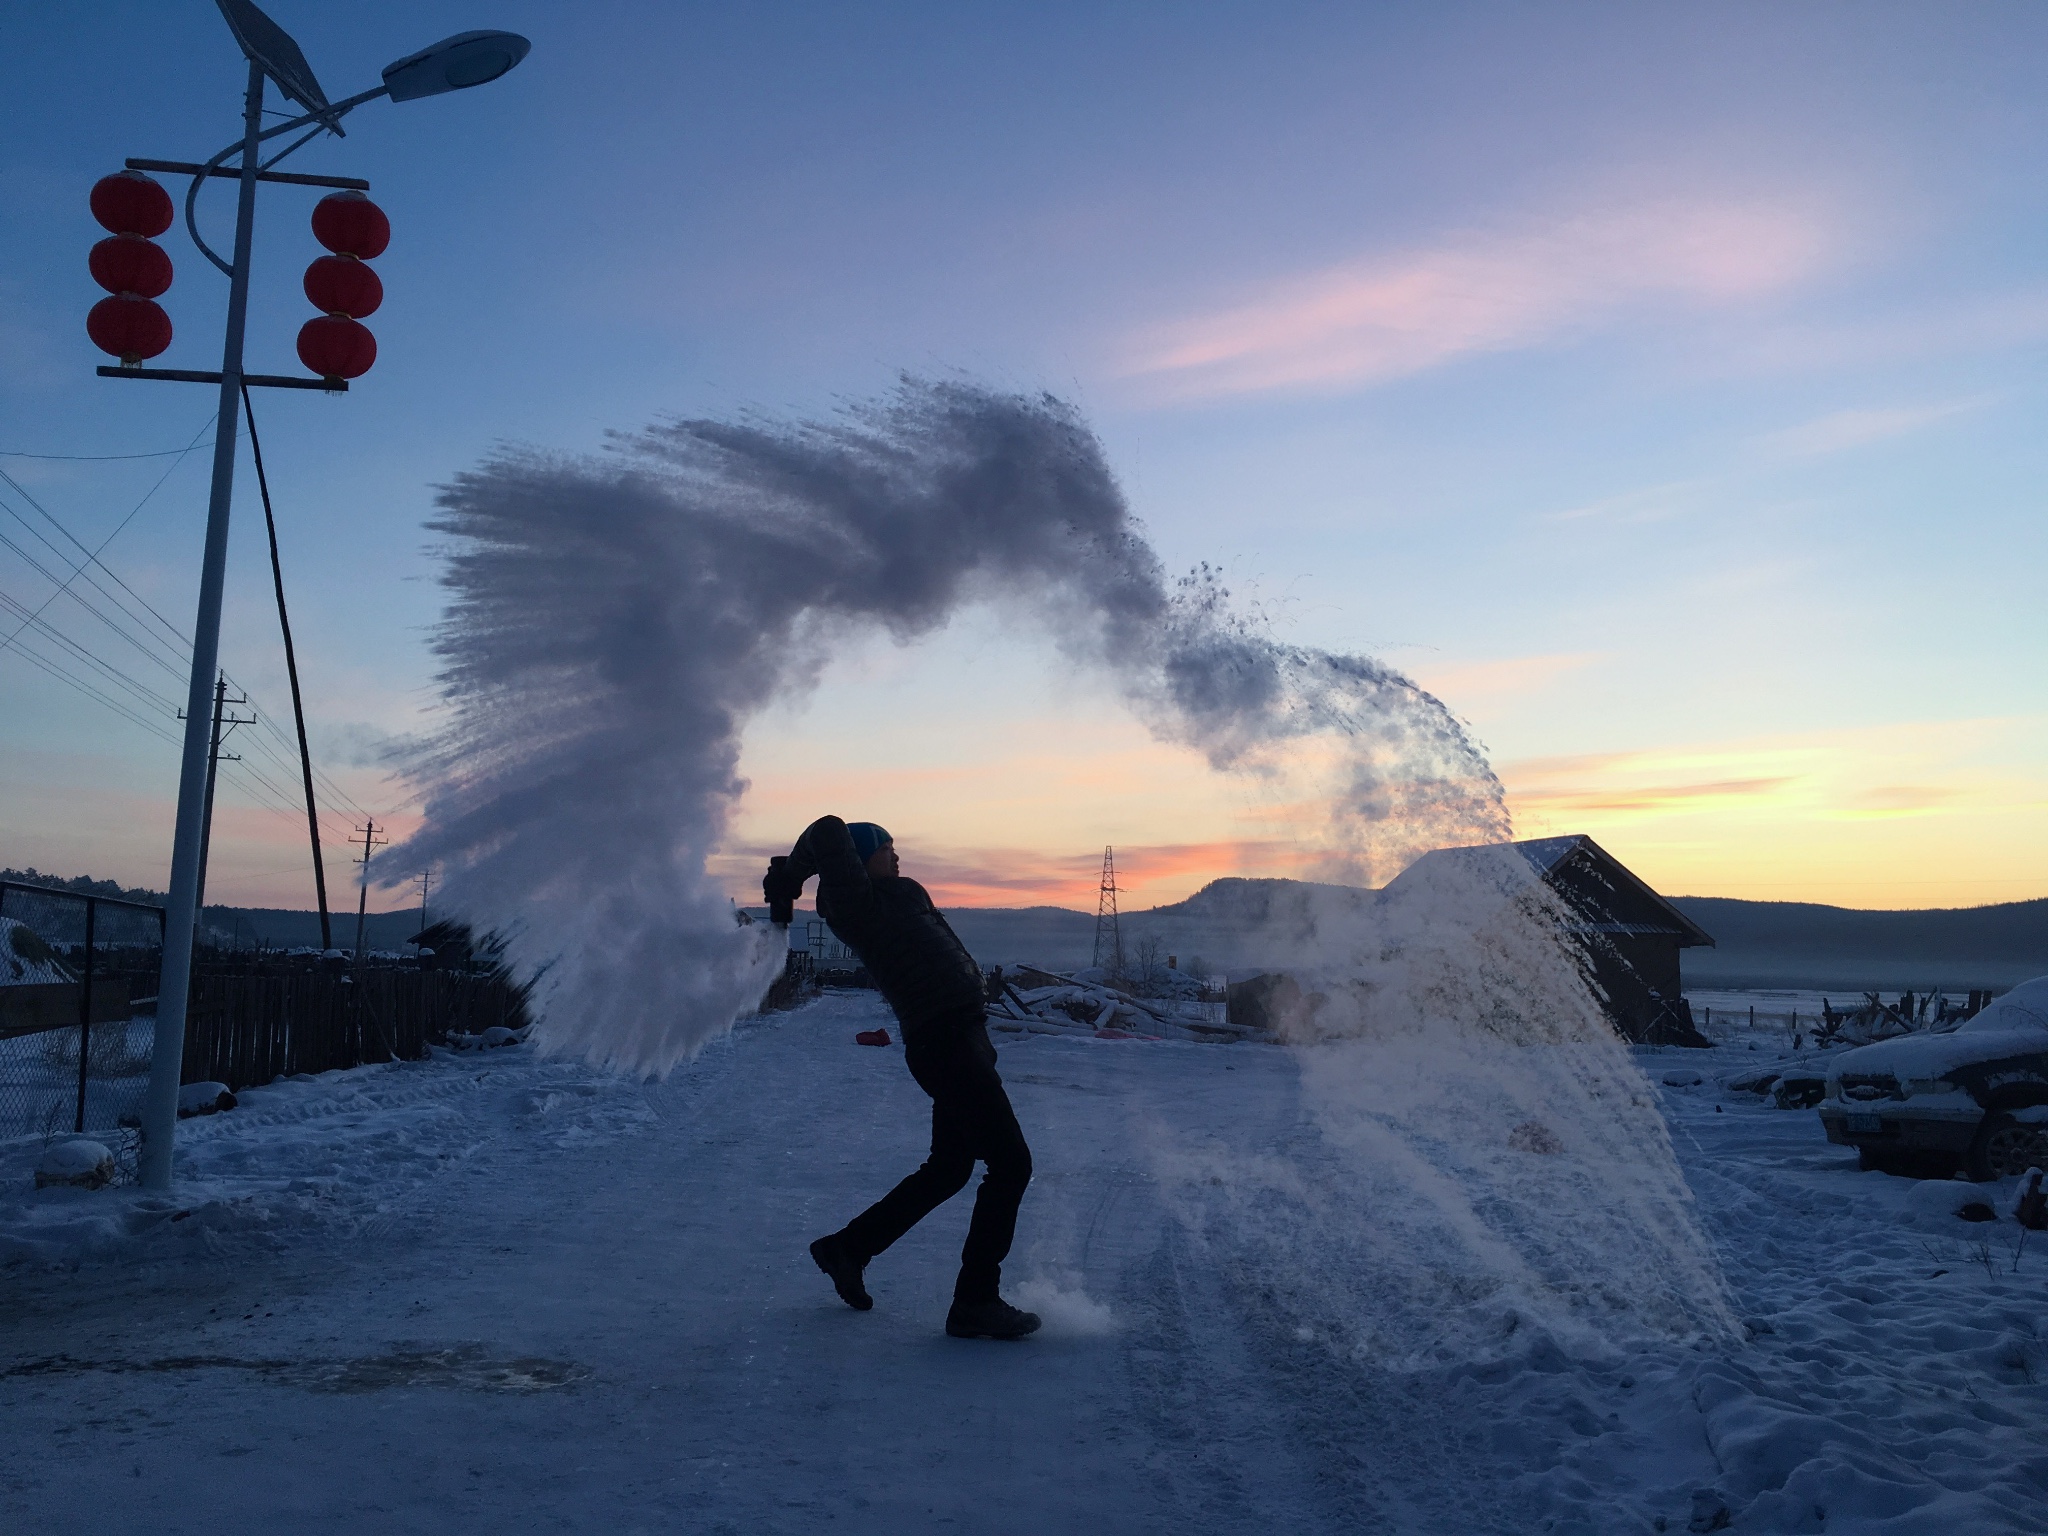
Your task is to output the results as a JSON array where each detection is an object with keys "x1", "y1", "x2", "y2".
[{"x1": 784, "y1": 815, "x2": 986, "y2": 1033}]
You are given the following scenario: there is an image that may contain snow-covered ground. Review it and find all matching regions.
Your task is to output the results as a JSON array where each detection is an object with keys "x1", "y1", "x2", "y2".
[{"x1": 2, "y1": 994, "x2": 2044, "y2": 1534}]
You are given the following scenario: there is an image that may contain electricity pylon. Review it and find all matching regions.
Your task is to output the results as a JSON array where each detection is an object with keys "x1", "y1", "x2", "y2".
[{"x1": 1092, "y1": 846, "x2": 1123, "y2": 975}]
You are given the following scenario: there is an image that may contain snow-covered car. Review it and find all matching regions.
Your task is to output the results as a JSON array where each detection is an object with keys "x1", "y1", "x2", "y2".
[{"x1": 1818, "y1": 975, "x2": 2048, "y2": 1179}]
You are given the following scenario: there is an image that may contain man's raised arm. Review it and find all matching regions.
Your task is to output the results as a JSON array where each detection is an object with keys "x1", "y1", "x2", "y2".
[{"x1": 765, "y1": 816, "x2": 882, "y2": 937}]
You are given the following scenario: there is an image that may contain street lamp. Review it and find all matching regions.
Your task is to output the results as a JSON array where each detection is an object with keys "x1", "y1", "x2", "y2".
[{"x1": 114, "y1": 0, "x2": 529, "y2": 1190}]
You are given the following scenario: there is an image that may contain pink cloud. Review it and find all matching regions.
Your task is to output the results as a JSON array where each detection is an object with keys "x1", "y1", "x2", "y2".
[{"x1": 1121, "y1": 198, "x2": 1833, "y2": 400}]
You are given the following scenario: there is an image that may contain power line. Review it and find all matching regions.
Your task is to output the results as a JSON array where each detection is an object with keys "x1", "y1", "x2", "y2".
[
  {"x1": 0, "y1": 522, "x2": 190, "y2": 683},
  {"x1": 0, "y1": 432, "x2": 398, "y2": 830},
  {"x1": 0, "y1": 416, "x2": 213, "y2": 662},
  {"x1": 0, "y1": 421, "x2": 417, "y2": 861},
  {"x1": 0, "y1": 461, "x2": 198, "y2": 658},
  {"x1": 219, "y1": 687, "x2": 377, "y2": 826},
  {"x1": 0, "y1": 585, "x2": 182, "y2": 717},
  {"x1": 1, "y1": 630, "x2": 184, "y2": 746},
  {"x1": 0, "y1": 584, "x2": 357, "y2": 845},
  {"x1": 0, "y1": 452, "x2": 382, "y2": 833},
  {"x1": 0, "y1": 443, "x2": 217, "y2": 461}
]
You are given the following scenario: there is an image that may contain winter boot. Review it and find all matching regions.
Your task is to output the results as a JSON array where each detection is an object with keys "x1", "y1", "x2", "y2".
[
  {"x1": 810, "y1": 1233, "x2": 873, "y2": 1311},
  {"x1": 945, "y1": 1296, "x2": 1041, "y2": 1340}
]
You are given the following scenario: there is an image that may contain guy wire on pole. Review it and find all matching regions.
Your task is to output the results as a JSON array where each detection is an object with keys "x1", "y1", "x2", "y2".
[{"x1": 242, "y1": 383, "x2": 333, "y2": 949}]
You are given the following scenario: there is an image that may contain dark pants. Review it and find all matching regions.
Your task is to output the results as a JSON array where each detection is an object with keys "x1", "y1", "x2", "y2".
[{"x1": 840, "y1": 1015, "x2": 1032, "y2": 1303}]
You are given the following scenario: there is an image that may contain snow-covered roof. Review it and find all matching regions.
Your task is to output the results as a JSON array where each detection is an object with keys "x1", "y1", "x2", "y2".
[
  {"x1": 1384, "y1": 834, "x2": 1715, "y2": 948},
  {"x1": 1505, "y1": 835, "x2": 1586, "y2": 875}
]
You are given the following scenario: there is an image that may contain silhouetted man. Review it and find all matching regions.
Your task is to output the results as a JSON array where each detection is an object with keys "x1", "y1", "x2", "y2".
[{"x1": 764, "y1": 816, "x2": 1039, "y2": 1340}]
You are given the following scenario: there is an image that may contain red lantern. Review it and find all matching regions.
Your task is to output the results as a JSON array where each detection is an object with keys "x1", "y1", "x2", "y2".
[
  {"x1": 302, "y1": 255, "x2": 383, "y2": 319},
  {"x1": 297, "y1": 315, "x2": 377, "y2": 379},
  {"x1": 87, "y1": 295, "x2": 173, "y2": 363},
  {"x1": 310, "y1": 192, "x2": 390, "y2": 259},
  {"x1": 89, "y1": 235, "x2": 173, "y2": 299},
  {"x1": 90, "y1": 171, "x2": 173, "y2": 238}
]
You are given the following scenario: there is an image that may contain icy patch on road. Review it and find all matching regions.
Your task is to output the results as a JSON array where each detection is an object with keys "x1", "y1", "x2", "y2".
[{"x1": 3, "y1": 1342, "x2": 588, "y2": 1394}]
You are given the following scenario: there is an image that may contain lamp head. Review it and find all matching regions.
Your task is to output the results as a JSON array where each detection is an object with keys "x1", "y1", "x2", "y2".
[{"x1": 382, "y1": 30, "x2": 531, "y2": 102}]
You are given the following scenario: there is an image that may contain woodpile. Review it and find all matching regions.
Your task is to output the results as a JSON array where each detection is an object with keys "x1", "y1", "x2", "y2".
[{"x1": 985, "y1": 965, "x2": 1271, "y2": 1044}]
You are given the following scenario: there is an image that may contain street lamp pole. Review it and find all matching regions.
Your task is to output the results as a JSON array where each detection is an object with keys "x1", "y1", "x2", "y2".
[
  {"x1": 122, "y1": 8, "x2": 530, "y2": 1190},
  {"x1": 137, "y1": 60, "x2": 266, "y2": 1190}
]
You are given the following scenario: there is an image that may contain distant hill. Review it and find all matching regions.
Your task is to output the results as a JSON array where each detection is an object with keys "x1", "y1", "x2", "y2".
[
  {"x1": 1671, "y1": 896, "x2": 2048, "y2": 990},
  {"x1": 951, "y1": 882, "x2": 2048, "y2": 990},
  {"x1": 0, "y1": 871, "x2": 424, "y2": 953},
  {"x1": 15, "y1": 866, "x2": 2045, "y2": 987},
  {"x1": 948, "y1": 879, "x2": 1374, "y2": 974}
]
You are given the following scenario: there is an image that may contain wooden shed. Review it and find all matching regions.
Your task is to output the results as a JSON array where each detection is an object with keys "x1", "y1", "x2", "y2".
[{"x1": 1383, "y1": 834, "x2": 1716, "y2": 1046}]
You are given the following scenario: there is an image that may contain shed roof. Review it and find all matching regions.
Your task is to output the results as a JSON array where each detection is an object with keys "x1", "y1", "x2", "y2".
[{"x1": 1384, "y1": 834, "x2": 1715, "y2": 948}]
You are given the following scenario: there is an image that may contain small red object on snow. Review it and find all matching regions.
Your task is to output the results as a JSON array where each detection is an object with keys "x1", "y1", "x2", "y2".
[
  {"x1": 296, "y1": 314, "x2": 377, "y2": 380},
  {"x1": 86, "y1": 294, "x2": 172, "y2": 363},
  {"x1": 310, "y1": 190, "x2": 390, "y2": 259},
  {"x1": 854, "y1": 1028, "x2": 892, "y2": 1047},
  {"x1": 90, "y1": 171, "x2": 173, "y2": 237},
  {"x1": 302, "y1": 254, "x2": 383, "y2": 319},
  {"x1": 89, "y1": 235, "x2": 173, "y2": 298}
]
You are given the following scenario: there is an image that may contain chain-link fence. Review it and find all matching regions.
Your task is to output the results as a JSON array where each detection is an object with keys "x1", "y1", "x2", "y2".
[
  {"x1": 1, "y1": 881, "x2": 165, "y2": 1182},
  {"x1": 4, "y1": 883, "x2": 531, "y2": 1183}
]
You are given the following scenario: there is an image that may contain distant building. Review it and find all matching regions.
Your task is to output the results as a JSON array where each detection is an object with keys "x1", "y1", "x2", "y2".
[{"x1": 1383, "y1": 834, "x2": 1715, "y2": 1046}]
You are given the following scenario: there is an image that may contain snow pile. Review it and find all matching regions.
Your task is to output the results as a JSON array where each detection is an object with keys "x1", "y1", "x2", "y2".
[
  {"x1": 396, "y1": 379, "x2": 1501, "y2": 1076},
  {"x1": 176, "y1": 1081, "x2": 235, "y2": 1118},
  {"x1": 33, "y1": 1139, "x2": 112, "y2": 1191},
  {"x1": 1, "y1": 916, "x2": 74, "y2": 987}
]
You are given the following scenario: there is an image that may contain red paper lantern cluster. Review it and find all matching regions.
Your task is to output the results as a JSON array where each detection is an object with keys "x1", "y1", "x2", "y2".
[
  {"x1": 86, "y1": 171, "x2": 175, "y2": 365},
  {"x1": 297, "y1": 192, "x2": 388, "y2": 380}
]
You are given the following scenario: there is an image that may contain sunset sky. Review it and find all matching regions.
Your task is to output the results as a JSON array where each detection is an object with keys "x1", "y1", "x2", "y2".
[{"x1": 3, "y1": 2, "x2": 2044, "y2": 915}]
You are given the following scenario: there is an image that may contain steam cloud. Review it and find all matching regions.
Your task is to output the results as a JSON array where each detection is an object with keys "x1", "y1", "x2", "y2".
[
  {"x1": 397, "y1": 378, "x2": 1507, "y2": 1074},
  {"x1": 1147, "y1": 848, "x2": 1738, "y2": 1360}
]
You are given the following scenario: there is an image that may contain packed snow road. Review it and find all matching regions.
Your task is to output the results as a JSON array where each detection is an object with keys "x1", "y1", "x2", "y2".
[{"x1": 2, "y1": 995, "x2": 2044, "y2": 1534}]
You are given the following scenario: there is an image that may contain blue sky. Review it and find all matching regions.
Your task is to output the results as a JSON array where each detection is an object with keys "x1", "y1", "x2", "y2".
[{"x1": 3, "y1": 1, "x2": 2045, "y2": 912}]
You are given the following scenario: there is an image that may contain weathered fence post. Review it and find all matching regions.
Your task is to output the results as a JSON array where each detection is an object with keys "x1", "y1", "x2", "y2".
[{"x1": 72, "y1": 897, "x2": 99, "y2": 1133}]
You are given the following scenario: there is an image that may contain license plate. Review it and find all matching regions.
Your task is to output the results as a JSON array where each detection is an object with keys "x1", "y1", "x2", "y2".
[{"x1": 1848, "y1": 1113, "x2": 1883, "y2": 1133}]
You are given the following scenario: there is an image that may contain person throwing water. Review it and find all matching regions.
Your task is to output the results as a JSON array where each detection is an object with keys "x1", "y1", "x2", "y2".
[{"x1": 764, "y1": 816, "x2": 1039, "y2": 1340}]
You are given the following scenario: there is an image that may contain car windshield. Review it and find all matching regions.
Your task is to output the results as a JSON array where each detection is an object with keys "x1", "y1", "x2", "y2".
[{"x1": 1958, "y1": 999, "x2": 2048, "y2": 1035}]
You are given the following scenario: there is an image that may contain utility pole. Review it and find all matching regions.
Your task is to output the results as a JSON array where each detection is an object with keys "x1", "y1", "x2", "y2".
[
  {"x1": 182, "y1": 671, "x2": 252, "y2": 915},
  {"x1": 414, "y1": 868, "x2": 432, "y2": 942},
  {"x1": 1092, "y1": 846, "x2": 1124, "y2": 976},
  {"x1": 351, "y1": 819, "x2": 386, "y2": 960}
]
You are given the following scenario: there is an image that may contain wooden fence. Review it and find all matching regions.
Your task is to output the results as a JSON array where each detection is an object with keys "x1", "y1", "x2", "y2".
[{"x1": 182, "y1": 968, "x2": 528, "y2": 1091}]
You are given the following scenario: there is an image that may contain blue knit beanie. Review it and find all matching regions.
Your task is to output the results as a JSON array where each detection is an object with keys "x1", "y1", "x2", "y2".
[{"x1": 847, "y1": 822, "x2": 893, "y2": 863}]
